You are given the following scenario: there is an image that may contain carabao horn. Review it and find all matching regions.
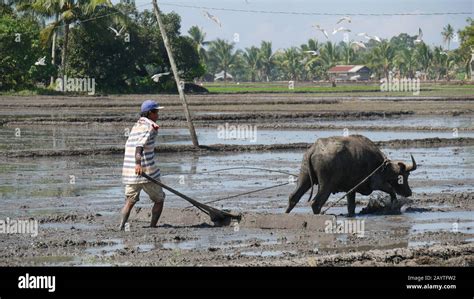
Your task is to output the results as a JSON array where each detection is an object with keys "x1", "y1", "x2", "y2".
[{"x1": 406, "y1": 154, "x2": 417, "y2": 171}]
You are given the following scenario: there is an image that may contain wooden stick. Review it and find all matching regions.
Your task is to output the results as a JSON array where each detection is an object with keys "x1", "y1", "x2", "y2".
[{"x1": 152, "y1": 0, "x2": 200, "y2": 147}]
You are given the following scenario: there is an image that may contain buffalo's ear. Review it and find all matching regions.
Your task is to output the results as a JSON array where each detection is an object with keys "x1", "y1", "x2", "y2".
[
  {"x1": 383, "y1": 162, "x2": 399, "y2": 179},
  {"x1": 397, "y1": 162, "x2": 406, "y2": 172}
]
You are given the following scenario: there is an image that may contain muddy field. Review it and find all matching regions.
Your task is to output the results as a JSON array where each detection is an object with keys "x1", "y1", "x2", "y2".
[{"x1": 0, "y1": 94, "x2": 473, "y2": 266}]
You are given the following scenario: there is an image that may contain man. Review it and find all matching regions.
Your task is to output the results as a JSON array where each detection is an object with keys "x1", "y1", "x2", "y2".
[{"x1": 119, "y1": 100, "x2": 165, "y2": 230}]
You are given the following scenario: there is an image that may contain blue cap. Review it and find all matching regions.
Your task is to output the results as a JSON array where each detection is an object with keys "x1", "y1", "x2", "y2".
[{"x1": 140, "y1": 100, "x2": 164, "y2": 113}]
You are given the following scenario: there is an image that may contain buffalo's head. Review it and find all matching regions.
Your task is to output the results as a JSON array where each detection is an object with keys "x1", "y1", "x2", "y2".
[{"x1": 383, "y1": 155, "x2": 417, "y2": 197}]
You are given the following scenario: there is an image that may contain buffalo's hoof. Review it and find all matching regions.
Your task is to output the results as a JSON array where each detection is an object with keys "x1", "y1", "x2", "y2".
[
  {"x1": 285, "y1": 205, "x2": 295, "y2": 213},
  {"x1": 310, "y1": 201, "x2": 321, "y2": 214}
]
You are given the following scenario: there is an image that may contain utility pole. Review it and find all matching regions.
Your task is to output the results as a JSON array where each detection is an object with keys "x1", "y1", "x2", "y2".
[
  {"x1": 152, "y1": 0, "x2": 199, "y2": 147},
  {"x1": 50, "y1": 13, "x2": 58, "y2": 87}
]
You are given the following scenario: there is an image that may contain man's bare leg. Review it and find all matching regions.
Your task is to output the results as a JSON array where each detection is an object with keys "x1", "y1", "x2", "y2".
[
  {"x1": 119, "y1": 199, "x2": 136, "y2": 231},
  {"x1": 150, "y1": 201, "x2": 164, "y2": 227}
]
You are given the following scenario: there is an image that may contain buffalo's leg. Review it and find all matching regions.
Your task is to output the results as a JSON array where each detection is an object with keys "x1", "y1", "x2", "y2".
[
  {"x1": 347, "y1": 192, "x2": 356, "y2": 217},
  {"x1": 310, "y1": 189, "x2": 331, "y2": 214},
  {"x1": 286, "y1": 172, "x2": 312, "y2": 213},
  {"x1": 378, "y1": 183, "x2": 397, "y2": 202}
]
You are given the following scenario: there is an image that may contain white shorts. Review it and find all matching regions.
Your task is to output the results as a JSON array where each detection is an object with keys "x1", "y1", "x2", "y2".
[{"x1": 125, "y1": 181, "x2": 165, "y2": 204}]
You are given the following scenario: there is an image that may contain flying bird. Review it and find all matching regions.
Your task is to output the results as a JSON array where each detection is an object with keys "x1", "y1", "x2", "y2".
[
  {"x1": 312, "y1": 24, "x2": 329, "y2": 39},
  {"x1": 359, "y1": 33, "x2": 381, "y2": 42},
  {"x1": 108, "y1": 26, "x2": 125, "y2": 36},
  {"x1": 203, "y1": 10, "x2": 221, "y2": 27},
  {"x1": 336, "y1": 16, "x2": 351, "y2": 24},
  {"x1": 370, "y1": 35, "x2": 381, "y2": 42},
  {"x1": 304, "y1": 50, "x2": 320, "y2": 56},
  {"x1": 151, "y1": 72, "x2": 170, "y2": 83},
  {"x1": 34, "y1": 56, "x2": 46, "y2": 66},
  {"x1": 414, "y1": 28, "x2": 423, "y2": 44},
  {"x1": 332, "y1": 27, "x2": 351, "y2": 35}
]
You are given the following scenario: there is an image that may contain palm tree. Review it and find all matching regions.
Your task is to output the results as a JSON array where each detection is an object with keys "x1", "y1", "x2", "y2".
[
  {"x1": 414, "y1": 43, "x2": 433, "y2": 80},
  {"x1": 278, "y1": 47, "x2": 303, "y2": 80},
  {"x1": 29, "y1": 0, "x2": 113, "y2": 77},
  {"x1": 300, "y1": 38, "x2": 322, "y2": 79},
  {"x1": 340, "y1": 41, "x2": 355, "y2": 65},
  {"x1": 441, "y1": 24, "x2": 455, "y2": 50},
  {"x1": 368, "y1": 41, "x2": 394, "y2": 79},
  {"x1": 394, "y1": 47, "x2": 417, "y2": 78},
  {"x1": 319, "y1": 41, "x2": 340, "y2": 79},
  {"x1": 431, "y1": 46, "x2": 447, "y2": 80},
  {"x1": 242, "y1": 46, "x2": 261, "y2": 82},
  {"x1": 258, "y1": 41, "x2": 276, "y2": 82},
  {"x1": 456, "y1": 18, "x2": 474, "y2": 80},
  {"x1": 188, "y1": 26, "x2": 209, "y2": 62},
  {"x1": 208, "y1": 39, "x2": 238, "y2": 81}
]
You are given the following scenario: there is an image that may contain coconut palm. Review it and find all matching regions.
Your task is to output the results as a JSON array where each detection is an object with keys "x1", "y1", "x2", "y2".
[
  {"x1": 319, "y1": 41, "x2": 340, "y2": 73},
  {"x1": 258, "y1": 41, "x2": 276, "y2": 82},
  {"x1": 27, "y1": 0, "x2": 113, "y2": 77},
  {"x1": 394, "y1": 47, "x2": 417, "y2": 78},
  {"x1": 414, "y1": 43, "x2": 433, "y2": 80},
  {"x1": 340, "y1": 41, "x2": 355, "y2": 65},
  {"x1": 300, "y1": 38, "x2": 323, "y2": 79},
  {"x1": 242, "y1": 46, "x2": 261, "y2": 82},
  {"x1": 456, "y1": 18, "x2": 474, "y2": 79},
  {"x1": 368, "y1": 41, "x2": 394, "y2": 79},
  {"x1": 188, "y1": 25, "x2": 209, "y2": 62},
  {"x1": 431, "y1": 46, "x2": 447, "y2": 80},
  {"x1": 441, "y1": 24, "x2": 455, "y2": 50},
  {"x1": 277, "y1": 47, "x2": 303, "y2": 80},
  {"x1": 208, "y1": 39, "x2": 238, "y2": 81}
]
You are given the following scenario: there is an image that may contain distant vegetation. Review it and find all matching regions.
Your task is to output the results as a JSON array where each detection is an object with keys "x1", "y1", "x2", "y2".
[{"x1": 0, "y1": 1, "x2": 473, "y2": 94}]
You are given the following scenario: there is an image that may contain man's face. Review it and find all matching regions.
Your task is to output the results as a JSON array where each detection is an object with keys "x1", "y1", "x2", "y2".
[{"x1": 149, "y1": 109, "x2": 159, "y2": 122}]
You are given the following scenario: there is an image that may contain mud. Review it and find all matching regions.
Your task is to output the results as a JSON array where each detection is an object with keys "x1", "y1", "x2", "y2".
[
  {"x1": 0, "y1": 206, "x2": 471, "y2": 266},
  {"x1": 1, "y1": 137, "x2": 473, "y2": 157},
  {"x1": 0, "y1": 93, "x2": 472, "y2": 266}
]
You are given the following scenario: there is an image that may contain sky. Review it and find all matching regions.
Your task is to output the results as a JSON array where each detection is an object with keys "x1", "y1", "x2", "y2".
[{"x1": 118, "y1": 0, "x2": 473, "y2": 50}]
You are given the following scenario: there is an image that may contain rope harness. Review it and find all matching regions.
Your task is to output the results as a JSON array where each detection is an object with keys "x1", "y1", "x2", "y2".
[
  {"x1": 164, "y1": 161, "x2": 390, "y2": 215},
  {"x1": 320, "y1": 158, "x2": 390, "y2": 214}
]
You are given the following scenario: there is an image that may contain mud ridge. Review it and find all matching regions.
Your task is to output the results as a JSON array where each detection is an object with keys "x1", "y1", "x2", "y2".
[
  {"x1": 2, "y1": 137, "x2": 473, "y2": 157},
  {"x1": 2, "y1": 110, "x2": 415, "y2": 125}
]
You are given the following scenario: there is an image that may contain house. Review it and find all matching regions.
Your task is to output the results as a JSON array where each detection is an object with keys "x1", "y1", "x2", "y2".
[
  {"x1": 214, "y1": 71, "x2": 234, "y2": 82},
  {"x1": 328, "y1": 65, "x2": 371, "y2": 81}
]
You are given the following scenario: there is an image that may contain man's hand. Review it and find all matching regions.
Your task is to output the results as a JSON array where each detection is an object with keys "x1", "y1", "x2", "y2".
[
  {"x1": 135, "y1": 164, "x2": 143, "y2": 175},
  {"x1": 135, "y1": 146, "x2": 144, "y2": 175}
]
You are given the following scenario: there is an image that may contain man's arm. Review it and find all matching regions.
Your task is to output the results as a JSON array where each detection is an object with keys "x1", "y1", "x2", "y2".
[{"x1": 134, "y1": 146, "x2": 144, "y2": 175}]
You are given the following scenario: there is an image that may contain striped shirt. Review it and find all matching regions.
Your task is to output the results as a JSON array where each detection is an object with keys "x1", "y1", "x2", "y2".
[{"x1": 122, "y1": 117, "x2": 160, "y2": 184}]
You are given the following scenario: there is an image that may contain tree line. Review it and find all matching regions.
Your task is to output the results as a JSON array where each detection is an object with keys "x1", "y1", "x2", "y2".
[
  {"x1": 0, "y1": 1, "x2": 472, "y2": 93},
  {"x1": 197, "y1": 22, "x2": 473, "y2": 82}
]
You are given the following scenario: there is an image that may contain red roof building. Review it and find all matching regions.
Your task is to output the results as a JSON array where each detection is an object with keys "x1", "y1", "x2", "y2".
[{"x1": 327, "y1": 65, "x2": 371, "y2": 81}]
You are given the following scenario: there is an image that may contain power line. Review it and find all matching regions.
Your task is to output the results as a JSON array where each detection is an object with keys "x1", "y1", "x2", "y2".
[
  {"x1": 158, "y1": 2, "x2": 471, "y2": 16},
  {"x1": 42, "y1": 0, "x2": 471, "y2": 29},
  {"x1": 51, "y1": 1, "x2": 152, "y2": 28}
]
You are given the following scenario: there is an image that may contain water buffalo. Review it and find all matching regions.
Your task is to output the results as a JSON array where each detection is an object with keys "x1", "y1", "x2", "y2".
[{"x1": 286, "y1": 135, "x2": 417, "y2": 216}]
